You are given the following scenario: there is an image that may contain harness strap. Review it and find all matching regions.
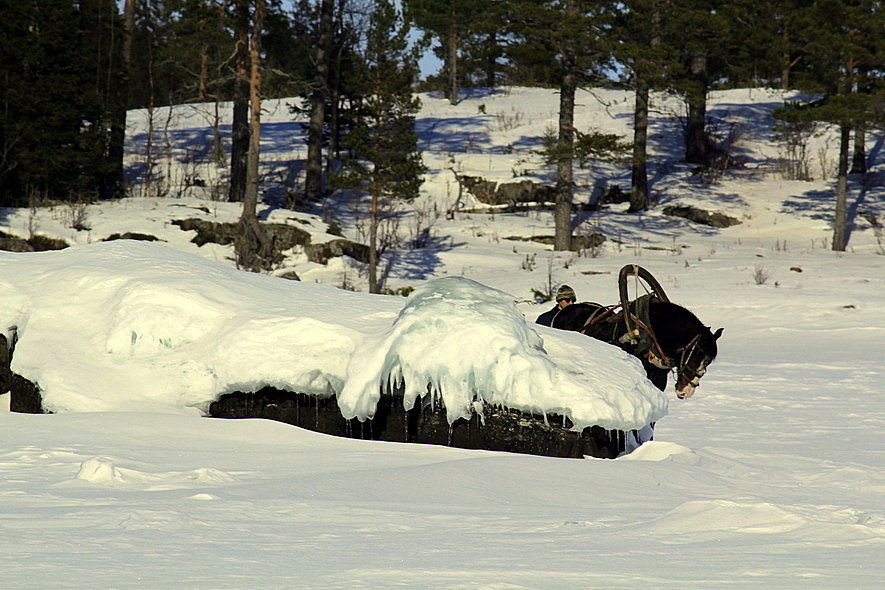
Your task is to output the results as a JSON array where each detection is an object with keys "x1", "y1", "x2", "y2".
[
  {"x1": 581, "y1": 303, "x2": 621, "y2": 331},
  {"x1": 632, "y1": 315, "x2": 673, "y2": 369}
]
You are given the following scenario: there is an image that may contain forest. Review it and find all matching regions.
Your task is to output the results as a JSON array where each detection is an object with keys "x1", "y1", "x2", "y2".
[{"x1": 0, "y1": 0, "x2": 881, "y2": 275}]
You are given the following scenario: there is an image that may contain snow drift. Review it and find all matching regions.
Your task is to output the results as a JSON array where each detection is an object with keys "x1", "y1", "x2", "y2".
[{"x1": 0, "y1": 241, "x2": 665, "y2": 430}]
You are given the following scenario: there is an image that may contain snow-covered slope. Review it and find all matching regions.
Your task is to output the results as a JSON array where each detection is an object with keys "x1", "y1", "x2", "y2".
[{"x1": 0, "y1": 86, "x2": 882, "y2": 587}]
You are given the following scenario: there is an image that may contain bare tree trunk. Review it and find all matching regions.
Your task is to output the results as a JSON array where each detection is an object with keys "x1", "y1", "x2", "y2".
[
  {"x1": 228, "y1": 0, "x2": 251, "y2": 203},
  {"x1": 446, "y1": 22, "x2": 458, "y2": 105},
  {"x1": 106, "y1": 0, "x2": 135, "y2": 199},
  {"x1": 305, "y1": 0, "x2": 334, "y2": 204},
  {"x1": 484, "y1": 31, "x2": 497, "y2": 88},
  {"x1": 236, "y1": 0, "x2": 271, "y2": 271},
  {"x1": 554, "y1": 50, "x2": 576, "y2": 251},
  {"x1": 685, "y1": 51, "x2": 708, "y2": 165},
  {"x1": 832, "y1": 124, "x2": 850, "y2": 251},
  {"x1": 368, "y1": 190, "x2": 380, "y2": 293},
  {"x1": 199, "y1": 47, "x2": 209, "y2": 101},
  {"x1": 850, "y1": 124, "x2": 866, "y2": 174},
  {"x1": 325, "y1": 0, "x2": 346, "y2": 184},
  {"x1": 629, "y1": 78, "x2": 651, "y2": 212}
]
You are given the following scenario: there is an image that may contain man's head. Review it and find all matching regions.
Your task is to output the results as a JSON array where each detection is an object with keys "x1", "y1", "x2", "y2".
[{"x1": 555, "y1": 284, "x2": 576, "y2": 309}]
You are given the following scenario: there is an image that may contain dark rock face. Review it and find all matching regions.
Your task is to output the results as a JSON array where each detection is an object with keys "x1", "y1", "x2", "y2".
[
  {"x1": 8, "y1": 375, "x2": 44, "y2": 414},
  {"x1": 0, "y1": 231, "x2": 69, "y2": 252},
  {"x1": 303, "y1": 239, "x2": 370, "y2": 265},
  {"x1": 663, "y1": 206, "x2": 741, "y2": 228},
  {"x1": 0, "y1": 332, "x2": 11, "y2": 395},
  {"x1": 209, "y1": 387, "x2": 626, "y2": 459},
  {"x1": 102, "y1": 232, "x2": 162, "y2": 242},
  {"x1": 2, "y1": 330, "x2": 45, "y2": 414},
  {"x1": 6, "y1": 373, "x2": 627, "y2": 458},
  {"x1": 171, "y1": 218, "x2": 369, "y2": 265},
  {"x1": 460, "y1": 175, "x2": 556, "y2": 206},
  {"x1": 504, "y1": 233, "x2": 606, "y2": 251}
]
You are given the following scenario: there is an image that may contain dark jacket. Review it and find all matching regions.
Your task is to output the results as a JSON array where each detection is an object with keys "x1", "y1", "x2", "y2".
[{"x1": 536, "y1": 306, "x2": 561, "y2": 327}]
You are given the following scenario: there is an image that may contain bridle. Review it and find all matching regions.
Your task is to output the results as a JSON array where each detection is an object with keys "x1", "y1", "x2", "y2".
[{"x1": 674, "y1": 332, "x2": 709, "y2": 386}]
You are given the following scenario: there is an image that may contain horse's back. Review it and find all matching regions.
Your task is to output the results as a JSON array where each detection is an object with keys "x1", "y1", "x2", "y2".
[{"x1": 550, "y1": 302, "x2": 608, "y2": 332}]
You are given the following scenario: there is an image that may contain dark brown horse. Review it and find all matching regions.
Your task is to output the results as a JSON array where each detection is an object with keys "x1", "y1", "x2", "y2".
[{"x1": 550, "y1": 266, "x2": 722, "y2": 398}]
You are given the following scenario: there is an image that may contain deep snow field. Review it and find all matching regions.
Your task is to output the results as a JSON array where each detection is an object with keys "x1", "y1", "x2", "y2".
[{"x1": 1, "y1": 87, "x2": 883, "y2": 588}]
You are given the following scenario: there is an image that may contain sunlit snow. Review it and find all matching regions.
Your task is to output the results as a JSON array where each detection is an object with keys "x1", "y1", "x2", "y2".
[
  {"x1": 1, "y1": 86, "x2": 882, "y2": 588},
  {"x1": 0, "y1": 241, "x2": 665, "y2": 428}
]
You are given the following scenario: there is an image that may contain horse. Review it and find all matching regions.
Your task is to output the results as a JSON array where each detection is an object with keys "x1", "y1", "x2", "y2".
[{"x1": 549, "y1": 266, "x2": 722, "y2": 399}]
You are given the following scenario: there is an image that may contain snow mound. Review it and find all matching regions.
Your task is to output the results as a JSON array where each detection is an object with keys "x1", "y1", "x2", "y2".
[
  {"x1": 1, "y1": 241, "x2": 665, "y2": 430},
  {"x1": 75, "y1": 457, "x2": 123, "y2": 485},
  {"x1": 340, "y1": 276, "x2": 667, "y2": 430}
]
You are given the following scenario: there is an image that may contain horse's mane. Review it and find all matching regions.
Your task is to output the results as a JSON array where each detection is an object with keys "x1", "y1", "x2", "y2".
[{"x1": 647, "y1": 300, "x2": 718, "y2": 359}]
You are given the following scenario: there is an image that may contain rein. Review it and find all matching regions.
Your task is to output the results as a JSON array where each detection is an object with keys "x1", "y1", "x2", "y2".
[
  {"x1": 579, "y1": 300, "x2": 675, "y2": 370},
  {"x1": 675, "y1": 333, "x2": 704, "y2": 377}
]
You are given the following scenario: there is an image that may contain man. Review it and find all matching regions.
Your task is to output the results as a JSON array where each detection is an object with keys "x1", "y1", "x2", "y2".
[{"x1": 536, "y1": 284, "x2": 577, "y2": 326}]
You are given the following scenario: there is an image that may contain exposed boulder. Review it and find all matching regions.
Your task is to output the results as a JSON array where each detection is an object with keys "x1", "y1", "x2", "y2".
[
  {"x1": 171, "y1": 218, "x2": 369, "y2": 265},
  {"x1": 8, "y1": 377, "x2": 628, "y2": 458},
  {"x1": 0, "y1": 231, "x2": 69, "y2": 252},
  {"x1": 209, "y1": 387, "x2": 627, "y2": 459},
  {"x1": 102, "y1": 232, "x2": 162, "y2": 242},
  {"x1": 460, "y1": 175, "x2": 556, "y2": 206},
  {"x1": 663, "y1": 205, "x2": 741, "y2": 228},
  {"x1": 504, "y1": 232, "x2": 606, "y2": 251},
  {"x1": 304, "y1": 238, "x2": 370, "y2": 265},
  {"x1": 0, "y1": 331, "x2": 12, "y2": 395},
  {"x1": 2, "y1": 329, "x2": 44, "y2": 414}
]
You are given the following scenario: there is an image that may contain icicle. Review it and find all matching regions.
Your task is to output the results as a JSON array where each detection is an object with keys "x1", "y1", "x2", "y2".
[{"x1": 447, "y1": 425, "x2": 454, "y2": 446}]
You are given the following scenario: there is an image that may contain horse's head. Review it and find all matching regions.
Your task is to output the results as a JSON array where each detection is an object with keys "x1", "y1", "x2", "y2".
[{"x1": 674, "y1": 327, "x2": 723, "y2": 399}]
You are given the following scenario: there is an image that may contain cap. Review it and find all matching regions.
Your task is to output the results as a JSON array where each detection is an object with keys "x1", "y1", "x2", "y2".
[{"x1": 555, "y1": 284, "x2": 576, "y2": 302}]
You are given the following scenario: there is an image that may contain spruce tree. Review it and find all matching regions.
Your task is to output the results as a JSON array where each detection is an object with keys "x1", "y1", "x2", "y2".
[
  {"x1": 775, "y1": 0, "x2": 883, "y2": 252},
  {"x1": 304, "y1": 0, "x2": 334, "y2": 203},
  {"x1": 509, "y1": 0, "x2": 615, "y2": 250},
  {"x1": 403, "y1": 0, "x2": 487, "y2": 103},
  {"x1": 339, "y1": 0, "x2": 425, "y2": 293},
  {"x1": 0, "y1": 0, "x2": 121, "y2": 205}
]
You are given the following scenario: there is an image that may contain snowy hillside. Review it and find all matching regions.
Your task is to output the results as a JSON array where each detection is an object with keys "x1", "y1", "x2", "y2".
[{"x1": 0, "y1": 87, "x2": 883, "y2": 587}]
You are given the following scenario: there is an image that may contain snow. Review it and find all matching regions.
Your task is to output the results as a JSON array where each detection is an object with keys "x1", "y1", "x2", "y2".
[
  {"x1": 1, "y1": 86, "x2": 883, "y2": 587},
  {"x1": 1, "y1": 241, "x2": 662, "y2": 427},
  {"x1": 340, "y1": 276, "x2": 664, "y2": 428}
]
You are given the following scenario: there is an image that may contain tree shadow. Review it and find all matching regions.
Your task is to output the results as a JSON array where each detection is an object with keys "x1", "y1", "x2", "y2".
[
  {"x1": 385, "y1": 235, "x2": 466, "y2": 282},
  {"x1": 416, "y1": 116, "x2": 494, "y2": 153},
  {"x1": 423, "y1": 87, "x2": 511, "y2": 103}
]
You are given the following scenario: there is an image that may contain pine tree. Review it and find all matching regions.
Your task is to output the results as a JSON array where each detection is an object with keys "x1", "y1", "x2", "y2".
[
  {"x1": 235, "y1": 0, "x2": 274, "y2": 271},
  {"x1": 0, "y1": 0, "x2": 122, "y2": 205},
  {"x1": 662, "y1": 0, "x2": 730, "y2": 165},
  {"x1": 304, "y1": 0, "x2": 335, "y2": 203},
  {"x1": 509, "y1": 0, "x2": 615, "y2": 250},
  {"x1": 339, "y1": 0, "x2": 425, "y2": 293},
  {"x1": 403, "y1": 0, "x2": 488, "y2": 104},
  {"x1": 613, "y1": 0, "x2": 675, "y2": 212},
  {"x1": 228, "y1": 0, "x2": 251, "y2": 203},
  {"x1": 774, "y1": 0, "x2": 883, "y2": 251}
]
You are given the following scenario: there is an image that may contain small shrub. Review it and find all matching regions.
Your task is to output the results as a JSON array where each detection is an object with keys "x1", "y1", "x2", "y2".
[
  {"x1": 531, "y1": 288, "x2": 552, "y2": 303},
  {"x1": 521, "y1": 253, "x2": 537, "y2": 271},
  {"x1": 753, "y1": 264, "x2": 770, "y2": 285}
]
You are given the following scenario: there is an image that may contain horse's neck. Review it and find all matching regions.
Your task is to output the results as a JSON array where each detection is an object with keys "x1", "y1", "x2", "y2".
[{"x1": 648, "y1": 301, "x2": 701, "y2": 351}]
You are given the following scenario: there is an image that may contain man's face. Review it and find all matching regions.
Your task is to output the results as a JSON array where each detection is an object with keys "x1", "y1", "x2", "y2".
[{"x1": 557, "y1": 297, "x2": 575, "y2": 309}]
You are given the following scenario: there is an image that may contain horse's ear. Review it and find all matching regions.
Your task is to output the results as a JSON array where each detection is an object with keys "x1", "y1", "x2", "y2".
[{"x1": 713, "y1": 327, "x2": 724, "y2": 340}]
